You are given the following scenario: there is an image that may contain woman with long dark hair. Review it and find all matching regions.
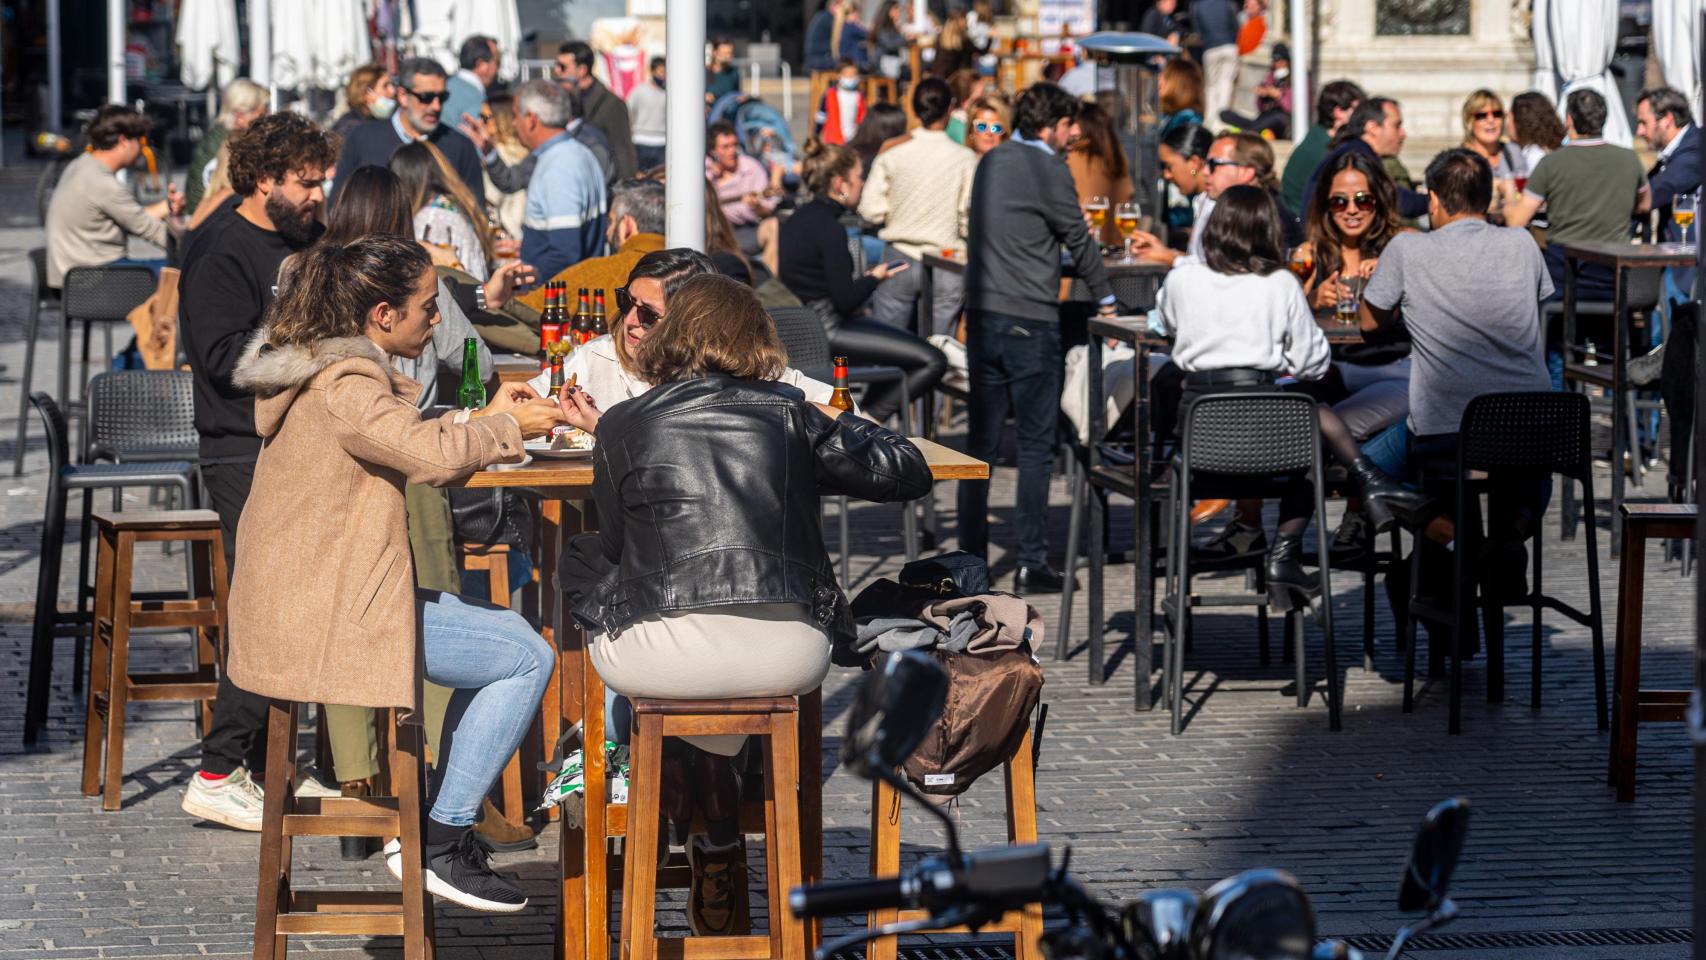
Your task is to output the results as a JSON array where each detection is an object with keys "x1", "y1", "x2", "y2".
[
  {"x1": 1068, "y1": 101, "x2": 1134, "y2": 246},
  {"x1": 390, "y1": 140, "x2": 496, "y2": 280},
  {"x1": 1131, "y1": 121, "x2": 1214, "y2": 263},
  {"x1": 847, "y1": 101, "x2": 909, "y2": 175}
]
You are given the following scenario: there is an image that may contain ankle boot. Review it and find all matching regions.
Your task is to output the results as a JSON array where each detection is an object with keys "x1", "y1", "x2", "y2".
[
  {"x1": 340, "y1": 779, "x2": 375, "y2": 860},
  {"x1": 473, "y1": 797, "x2": 538, "y2": 852},
  {"x1": 1265, "y1": 534, "x2": 1320, "y2": 614},
  {"x1": 1349, "y1": 457, "x2": 1437, "y2": 532}
]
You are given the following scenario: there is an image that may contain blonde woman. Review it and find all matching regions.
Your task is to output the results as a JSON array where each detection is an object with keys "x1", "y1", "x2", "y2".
[
  {"x1": 186, "y1": 77, "x2": 268, "y2": 213},
  {"x1": 391, "y1": 140, "x2": 497, "y2": 280},
  {"x1": 480, "y1": 92, "x2": 530, "y2": 239},
  {"x1": 966, "y1": 93, "x2": 1011, "y2": 157},
  {"x1": 1461, "y1": 88, "x2": 1524, "y2": 209}
]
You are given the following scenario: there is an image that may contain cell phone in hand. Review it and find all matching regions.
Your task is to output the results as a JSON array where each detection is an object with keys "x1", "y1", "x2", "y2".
[{"x1": 881, "y1": 259, "x2": 909, "y2": 271}]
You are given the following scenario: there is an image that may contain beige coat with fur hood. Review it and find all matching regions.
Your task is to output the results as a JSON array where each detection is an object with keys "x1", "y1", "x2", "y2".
[{"x1": 226, "y1": 333, "x2": 524, "y2": 708}]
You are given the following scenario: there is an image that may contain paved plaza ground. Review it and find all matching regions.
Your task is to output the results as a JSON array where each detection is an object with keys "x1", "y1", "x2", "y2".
[{"x1": 0, "y1": 167, "x2": 1695, "y2": 959}]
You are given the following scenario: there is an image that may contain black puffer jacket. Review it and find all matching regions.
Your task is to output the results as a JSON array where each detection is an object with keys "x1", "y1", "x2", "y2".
[{"x1": 574, "y1": 375, "x2": 932, "y2": 640}]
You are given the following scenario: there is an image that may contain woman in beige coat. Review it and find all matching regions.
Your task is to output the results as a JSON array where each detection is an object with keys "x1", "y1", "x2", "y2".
[{"x1": 227, "y1": 235, "x2": 566, "y2": 914}]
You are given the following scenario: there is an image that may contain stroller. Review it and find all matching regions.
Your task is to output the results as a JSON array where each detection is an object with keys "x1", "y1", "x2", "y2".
[{"x1": 710, "y1": 93, "x2": 801, "y2": 189}]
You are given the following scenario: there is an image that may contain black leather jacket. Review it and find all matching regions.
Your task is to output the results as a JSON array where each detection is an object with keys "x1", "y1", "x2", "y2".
[{"x1": 573, "y1": 375, "x2": 932, "y2": 639}]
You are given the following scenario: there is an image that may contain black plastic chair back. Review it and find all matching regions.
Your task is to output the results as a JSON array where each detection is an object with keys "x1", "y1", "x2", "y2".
[
  {"x1": 1180, "y1": 392, "x2": 1319, "y2": 475},
  {"x1": 770, "y1": 306, "x2": 834, "y2": 382},
  {"x1": 61, "y1": 265, "x2": 156, "y2": 322},
  {"x1": 1458, "y1": 391, "x2": 1590, "y2": 477},
  {"x1": 28, "y1": 248, "x2": 47, "y2": 300},
  {"x1": 30, "y1": 392, "x2": 70, "y2": 481},
  {"x1": 86, "y1": 370, "x2": 198, "y2": 462},
  {"x1": 1625, "y1": 268, "x2": 1664, "y2": 312}
]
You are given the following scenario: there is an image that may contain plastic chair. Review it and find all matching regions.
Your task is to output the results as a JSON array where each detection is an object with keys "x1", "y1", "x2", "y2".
[
  {"x1": 56, "y1": 265, "x2": 158, "y2": 456},
  {"x1": 1403, "y1": 391, "x2": 1607, "y2": 736},
  {"x1": 12, "y1": 248, "x2": 61, "y2": 475},
  {"x1": 84, "y1": 369, "x2": 198, "y2": 463},
  {"x1": 22, "y1": 392, "x2": 198, "y2": 748},
  {"x1": 1163, "y1": 392, "x2": 1338, "y2": 734}
]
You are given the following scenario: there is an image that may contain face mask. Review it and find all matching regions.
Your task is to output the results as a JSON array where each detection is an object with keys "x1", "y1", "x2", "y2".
[
  {"x1": 1273, "y1": 67, "x2": 1289, "y2": 81},
  {"x1": 839, "y1": 77, "x2": 861, "y2": 91},
  {"x1": 370, "y1": 96, "x2": 397, "y2": 119},
  {"x1": 655, "y1": 76, "x2": 666, "y2": 89}
]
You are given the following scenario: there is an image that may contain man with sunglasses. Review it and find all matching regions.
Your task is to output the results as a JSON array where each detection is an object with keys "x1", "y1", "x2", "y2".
[
  {"x1": 1304, "y1": 97, "x2": 1427, "y2": 220},
  {"x1": 331, "y1": 58, "x2": 485, "y2": 204}
]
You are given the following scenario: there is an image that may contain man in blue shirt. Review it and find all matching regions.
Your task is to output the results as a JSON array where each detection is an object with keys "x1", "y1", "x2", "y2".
[
  {"x1": 513, "y1": 78, "x2": 608, "y2": 285},
  {"x1": 444, "y1": 35, "x2": 499, "y2": 132},
  {"x1": 331, "y1": 58, "x2": 485, "y2": 202}
]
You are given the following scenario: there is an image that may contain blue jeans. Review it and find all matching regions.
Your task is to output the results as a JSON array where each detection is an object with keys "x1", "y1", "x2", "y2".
[
  {"x1": 1360, "y1": 423, "x2": 1551, "y2": 530},
  {"x1": 958, "y1": 309, "x2": 1063, "y2": 569},
  {"x1": 420, "y1": 590, "x2": 555, "y2": 826}
]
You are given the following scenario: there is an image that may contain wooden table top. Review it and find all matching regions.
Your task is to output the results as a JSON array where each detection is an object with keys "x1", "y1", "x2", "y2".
[
  {"x1": 1090, "y1": 313, "x2": 1367, "y2": 345},
  {"x1": 462, "y1": 437, "x2": 987, "y2": 490},
  {"x1": 494, "y1": 355, "x2": 541, "y2": 384},
  {"x1": 1559, "y1": 241, "x2": 1697, "y2": 269}
]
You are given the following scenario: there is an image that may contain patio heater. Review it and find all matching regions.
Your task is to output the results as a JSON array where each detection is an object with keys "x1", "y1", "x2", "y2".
[{"x1": 1075, "y1": 32, "x2": 1182, "y2": 246}]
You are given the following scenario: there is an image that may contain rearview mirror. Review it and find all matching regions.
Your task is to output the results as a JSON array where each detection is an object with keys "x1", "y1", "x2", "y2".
[
  {"x1": 1123, "y1": 888, "x2": 1199, "y2": 960},
  {"x1": 1398, "y1": 797, "x2": 1471, "y2": 913},
  {"x1": 842, "y1": 651, "x2": 948, "y2": 781},
  {"x1": 1192, "y1": 869, "x2": 1314, "y2": 960}
]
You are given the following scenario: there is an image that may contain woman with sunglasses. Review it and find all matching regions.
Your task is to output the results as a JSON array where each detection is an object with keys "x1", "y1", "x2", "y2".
[
  {"x1": 966, "y1": 93, "x2": 1011, "y2": 157},
  {"x1": 1461, "y1": 89, "x2": 1525, "y2": 208}
]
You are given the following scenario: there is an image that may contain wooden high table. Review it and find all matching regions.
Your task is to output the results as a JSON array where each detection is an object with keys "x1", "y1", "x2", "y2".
[
  {"x1": 1558, "y1": 241, "x2": 1696, "y2": 555},
  {"x1": 460, "y1": 438, "x2": 987, "y2": 960},
  {"x1": 1082, "y1": 314, "x2": 1367, "y2": 710}
]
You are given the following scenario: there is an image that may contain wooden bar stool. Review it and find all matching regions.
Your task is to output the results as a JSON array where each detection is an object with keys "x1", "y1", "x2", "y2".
[
  {"x1": 864, "y1": 75, "x2": 898, "y2": 105},
  {"x1": 253, "y1": 699, "x2": 436, "y2": 960},
  {"x1": 610, "y1": 694, "x2": 815, "y2": 960},
  {"x1": 461, "y1": 542, "x2": 528, "y2": 827},
  {"x1": 867, "y1": 727, "x2": 1042, "y2": 960},
  {"x1": 80, "y1": 509, "x2": 225, "y2": 811},
  {"x1": 1609, "y1": 503, "x2": 1696, "y2": 802}
]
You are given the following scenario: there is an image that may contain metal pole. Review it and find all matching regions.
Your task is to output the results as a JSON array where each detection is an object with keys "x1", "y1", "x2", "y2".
[
  {"x1": 48, "y1": 0, "x2": 62, "y2": 130},
  {"x1": 249, "y1": 0, "x2": 271, "y2": 88},
  {"x1": 665, "y1": 0, "x2": 706, "y2": 250},
  {"x1": 1289, "y1": 0, "x2": 1309, "y2": 145},
  {"x1": 107, "y1": 0, "x2": 125, "y2": 104},
  {"x1": 783, "y1": 61, "x2": 793, "y2": 119}
]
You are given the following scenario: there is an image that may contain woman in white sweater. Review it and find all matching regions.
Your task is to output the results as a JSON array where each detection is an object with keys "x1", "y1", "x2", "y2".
[{"x1": 1158, "y1": 185, "x2": 1430, "y2": 610}]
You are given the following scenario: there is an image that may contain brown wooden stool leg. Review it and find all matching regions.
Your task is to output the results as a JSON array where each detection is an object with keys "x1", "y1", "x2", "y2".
[
  {"x1": 394, "y1": 711, "x2": 437, "y2": 960},
  {"x1": 191, "y1": 538, "x2": 218, "y2": 734},
  {"x1": 101, "y1": 531, "x2": 136, "y2": 811},
  {"x1": 867, "y1": 776, "x2": 902, "y2": 960},
  {"x1": 253, "y1": 700, "x2": 296, "y2": 960},
  {"x1": 624, "y1": 711, "x2": 664, "y2": 960},
  {"x1": 1004, "y1": 729, "x2": 1042, "y2": 960},
  {"x1": 1610, "y1": 526, "x2": 1646, "y2": 801},
  {"x1": 584, "y1": 666, "x2": 612, "y2": 960},
  {"x1": 766, "y1": 710, "x2": 806, "y2": 960},
  {"x1": 81, "y1": 525, "x2": 117, "y2": 796}
]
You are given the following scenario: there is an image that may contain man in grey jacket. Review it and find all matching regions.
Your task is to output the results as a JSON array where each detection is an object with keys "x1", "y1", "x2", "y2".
[{"x1": 961, "y1": 82, "x2": 1117, "y2": 594}]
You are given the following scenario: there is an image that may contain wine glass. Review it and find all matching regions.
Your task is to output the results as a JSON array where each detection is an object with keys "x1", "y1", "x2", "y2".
[
  {"x1": 1114, "y1": 202, "x2": 1140, "y2": 263},
  {"x1": 1674, "y1": 192, "x2": 1697, "y2": 249},
  {"x1": 1287, "y1": 247, "x2": 1313, "y2": 284}
]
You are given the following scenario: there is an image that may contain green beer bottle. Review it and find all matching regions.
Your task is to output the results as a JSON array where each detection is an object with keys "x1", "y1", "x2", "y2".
[{"x1": 457, "y1": 337, "x2": 484, "y2": 409}]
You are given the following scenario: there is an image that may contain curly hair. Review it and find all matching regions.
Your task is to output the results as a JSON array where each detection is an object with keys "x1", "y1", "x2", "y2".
[{"x1": 228, "y1": 112, "x2": 341, "y2": 198}]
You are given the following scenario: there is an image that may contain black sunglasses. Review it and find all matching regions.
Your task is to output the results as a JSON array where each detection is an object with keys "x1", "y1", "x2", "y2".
[
  {"x1": 1473, "y1": 109, "x2": 1504, "y2": 121},
  {"x1": 1328, "y1": 191, "x2": 1378, "y2": 212},
  {"x1": 404, "y1": 88, "x2": 447, "y2": 104},
  {"x1": 614, "y1": 286, "x2": 664, "y2": 328},
  {"x1": 1205, "y1": 158, "x2": 1248, "y2": 172}
]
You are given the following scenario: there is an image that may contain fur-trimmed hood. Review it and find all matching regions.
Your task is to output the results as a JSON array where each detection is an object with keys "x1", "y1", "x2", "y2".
[{"x1": 232, "y1": 331, "x2": 420, "y2": 439}]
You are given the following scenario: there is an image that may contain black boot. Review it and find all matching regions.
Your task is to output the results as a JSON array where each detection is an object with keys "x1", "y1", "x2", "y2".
[
  {"x1": 1265, "y1": 533, "x2": 1321, "y2": 613},
  {"x1": 1349, "y1": 457, "x2": 1438, "y2": 533}
]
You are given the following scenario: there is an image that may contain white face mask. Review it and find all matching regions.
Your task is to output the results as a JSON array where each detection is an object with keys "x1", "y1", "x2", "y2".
[
  {"x1": 839, "y1": 77, "x2": 861, "y2": 91},
  {"x1": 370, "y1": 96, "x2": 398, "y2": 119},
  {"x1": 1273, "y1": 67, "x2": 1290, "y2": 81}
]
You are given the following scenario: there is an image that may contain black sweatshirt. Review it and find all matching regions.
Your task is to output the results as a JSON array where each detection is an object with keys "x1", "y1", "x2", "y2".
[
  {"x1": 966, "y1": 138, "x2": 1112, "y2": 322},
  {"x1": 778, "y1": 198, "x2": 879, "y2": 322},
  {"x1": 177, "y1": 205, "x2": 317, "y2": 461}
]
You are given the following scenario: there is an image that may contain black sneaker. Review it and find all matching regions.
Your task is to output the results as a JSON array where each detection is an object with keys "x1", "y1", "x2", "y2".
[
  {"x1": 413, "y1": 831, "x2": 529, "y2": 914},
  {"x1": 1192, "y1": 519, "x2": 1267, "y2": 562},
  {"x1": 1327, "y1": 510, "x2": 1371, "y2": 566}
]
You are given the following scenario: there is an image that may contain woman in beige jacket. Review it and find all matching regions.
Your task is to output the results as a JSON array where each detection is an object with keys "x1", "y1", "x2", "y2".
[{"x1": 227, "y1": 235, "x2": 567, "y2": 914}]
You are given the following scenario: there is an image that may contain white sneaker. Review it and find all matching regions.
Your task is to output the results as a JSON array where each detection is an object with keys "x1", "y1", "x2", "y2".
[
  {"x1": 293, "y1": 768, "x2": 341, "y2": 799},
  {"x1": 181, "y1": 766, "x2": 266, "y2": 831},
  {"x1": 384, "y1": 838, "x2": 402, "y2": 878}
]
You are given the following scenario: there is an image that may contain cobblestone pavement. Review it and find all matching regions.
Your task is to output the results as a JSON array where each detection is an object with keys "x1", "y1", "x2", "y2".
[{"x1": 0, "y1": 167, "x2": 1695, "y2": 958}]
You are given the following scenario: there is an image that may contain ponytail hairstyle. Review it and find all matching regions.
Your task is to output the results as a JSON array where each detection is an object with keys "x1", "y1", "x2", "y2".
[
  {"x1": 799, "y1": 136, "x2": 861, "y2": 199},
  {"x1": 263, "y1": 236, "x2": 432, "y2": 347},
  {"x1": 1222, "y1": 131, "x2": 1280, "y2": 194}
]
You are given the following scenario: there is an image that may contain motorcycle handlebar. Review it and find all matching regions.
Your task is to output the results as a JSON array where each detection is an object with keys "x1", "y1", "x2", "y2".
[{"x1": 790, "y1": 876, "x2": 912, "y2": 918}]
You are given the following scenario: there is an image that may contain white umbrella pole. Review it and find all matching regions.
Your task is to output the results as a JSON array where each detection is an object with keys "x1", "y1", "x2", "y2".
[
  {"x1": 107, "y1": 0, "x2": 125, "y2": 103},
  {"x1": 48, "y1": 0, "x2": 62, "y2": 130},
  {"x1": 665, "y1": 0, "x2": 706, "y2": 250},
  {"x1": 249, "y1": 0, "x2": 272, "y2": 88},
  {"x1": 1289, "y1": 0, "x2": 1309, "y2": 145}
]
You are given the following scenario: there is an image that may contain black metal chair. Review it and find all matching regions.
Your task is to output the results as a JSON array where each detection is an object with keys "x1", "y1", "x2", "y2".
[
  {"x1": 13, "y1": 248, "x2": 61, "y2": 475},
  {"x1": 22, "y1": 392, "x2": 199, "y2": 748},
  {"x1": 54, "y1": 265, "x2": 158, "y2": 458},
  {"x1": 1552, "y1": 267, "x2": 1662, "y2": 501},
  {"x1": 770, "y1": 307, "x2": 919, "y2": 582},
  {"x1": 1403, "y1": 391, "x2": 1607, "y2": 736},
  {"x1": 1161, "y1": 392, "x2": 1339, "y2": 734}
]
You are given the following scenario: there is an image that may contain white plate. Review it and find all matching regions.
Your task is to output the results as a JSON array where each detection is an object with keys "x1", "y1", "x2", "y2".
[{"x1": 523, "y1": 441, "x2": 594, "y2": 459}]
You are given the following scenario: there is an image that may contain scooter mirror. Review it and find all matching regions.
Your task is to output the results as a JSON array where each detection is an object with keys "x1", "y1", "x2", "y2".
[
  {"x1": 1122, "y1": 888, "x2": 1200, "y2": 960},
  {"x1": 1191, "y1": 869, "x2": 1315, "y2": 960},
  {"x1": 1397, "y1": 797, "x2": 1471, "y2": 912},
  {"x1": 842, "y1": 650, "x2": 949, "y2": 780}
]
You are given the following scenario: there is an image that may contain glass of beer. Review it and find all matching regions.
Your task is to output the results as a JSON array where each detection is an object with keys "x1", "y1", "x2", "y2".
[
  {"x1": 1114, "y1": 202, "x2": 1140, "y2": 263},
  {"x1": 1287, "y1": 247, "x2": 1313, "y2": 284},
  {"x1": 1085, "y1": 195, "x2": 1109, "y2": 252},
  {"x1": 1675, "y1": 192, "x2": 1696, "y2": 249},
  {"x1": 1335, "y1": 275, "x2": 1363, "y2": 326}
]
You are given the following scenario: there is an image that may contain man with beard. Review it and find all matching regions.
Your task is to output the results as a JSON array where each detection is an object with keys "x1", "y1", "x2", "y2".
[
  {"x1": 177, "y1": 111, "x2": 338, "y2": 831},
  {"x1": 332, "y1": 58, "x2": 485, "y2": 202}
]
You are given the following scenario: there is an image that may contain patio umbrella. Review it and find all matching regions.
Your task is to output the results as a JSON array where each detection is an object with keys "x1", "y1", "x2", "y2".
[
  {"x1": 176, "y1": 0, "x2": 240, "y2": 90},
  {"x1": 409, "y1": 0, "x2": 458, "y2": 69},
  {"x1": 1652, "y1": 0, "x2": 1704, "y2": 123},
  {"x1": 1531, "y1": 0, "x2": 1632, "y2": 146},
  {"x1": 271, "y1": 0, "x2": 370, "y2": 90}
]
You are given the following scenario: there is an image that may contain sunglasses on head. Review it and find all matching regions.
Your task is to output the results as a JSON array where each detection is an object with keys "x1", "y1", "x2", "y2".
[
  {"x1": 973, "y1": 121, "x2": 1005, "y2": 135},
  {"x1": 405, "y1": 88, "x2": 447, "y2": 104},
  {"x1": 1328, "y1": 192, "x2": 1378, "y2": 212},
  {"x1": 614, "y1": 286, "x2": 664, "y2": 328},
  {"x1": 1474, "y1": 109, "x2": 1504, "y2": 121}
]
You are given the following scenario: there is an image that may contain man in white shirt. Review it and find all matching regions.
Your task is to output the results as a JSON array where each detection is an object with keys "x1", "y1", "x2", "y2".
[
  {"x1": 627, "y1": 56, "x2": 668, "y2": 172},
  {"x1": 444, "y1": 36, "x2": 499, "y2": 131},
  {"x1": 858, "y1": 77, "x2": 977, "y2": 335}
]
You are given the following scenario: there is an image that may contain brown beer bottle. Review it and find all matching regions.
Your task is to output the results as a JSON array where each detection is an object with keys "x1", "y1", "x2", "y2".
[
  {"x1": 575, "y1": 287, "x2": 593, "y2": 344},
  {"x1": 828, "y1": 356, "x2": 854, "y2": 412},
  {"x1": 549, "y1": 355, "x2": 565, "y2": 400},
  {"x1": 540, "y1": 284, "x2": 562, "y2": 371},
  {"x1": 593, "y1": 288, "x2": 609, "y2": 336}
]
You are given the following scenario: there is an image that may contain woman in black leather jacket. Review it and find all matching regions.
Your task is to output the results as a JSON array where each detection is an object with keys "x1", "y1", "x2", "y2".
[{"x1": 559, "y1": 272, "x2": 930, "y2": 932}]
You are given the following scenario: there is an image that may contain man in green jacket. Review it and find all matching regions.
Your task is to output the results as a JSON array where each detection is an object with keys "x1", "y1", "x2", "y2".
[{"x1": 1278, "y1": 79, "x2": 1364, "y2": 216}]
